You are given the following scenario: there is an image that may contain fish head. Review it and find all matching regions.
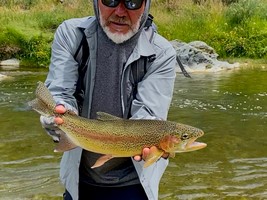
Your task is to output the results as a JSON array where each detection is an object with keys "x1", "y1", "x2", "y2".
[{"x1": 171, "y1": 124, "x2": 207, "y2": 153}]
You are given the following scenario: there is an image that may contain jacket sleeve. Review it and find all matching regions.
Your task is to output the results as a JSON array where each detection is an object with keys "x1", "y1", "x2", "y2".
[
  {"x1": 44, "y1": 19, "x2": 84, "y2": 111},
  {"x1": 130, "y1": 37, "x2": 177, "y2": 120}
]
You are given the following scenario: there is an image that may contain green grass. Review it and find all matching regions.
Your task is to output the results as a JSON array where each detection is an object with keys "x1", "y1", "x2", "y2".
[
  {"x1": 151, "y1": 0, "x2": 267, "y2": 60},
  {"x1": 0, "y1": 0, "x2": 267, "y2": 67},
  {"x1": 0, "y1": 0, "x2": 94, "y2": 67}
]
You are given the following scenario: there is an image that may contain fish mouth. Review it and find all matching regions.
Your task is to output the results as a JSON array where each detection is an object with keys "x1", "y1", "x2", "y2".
[
  {"x1": 175, "y1": 138, "x2": 207, "y2": 153},
  {"x1": 185, "y1": 138, "x2": 207, "y2": 152}
]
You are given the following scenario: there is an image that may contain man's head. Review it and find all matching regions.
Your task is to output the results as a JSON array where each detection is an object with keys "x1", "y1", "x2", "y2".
[{"x1": 94, "y1": 0, "x2": 151, "y2": 44}]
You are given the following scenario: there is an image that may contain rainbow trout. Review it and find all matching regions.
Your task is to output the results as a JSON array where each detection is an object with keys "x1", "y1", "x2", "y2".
[{"x1": 28, "y1": 82, "x2": 207, "y2": 168}]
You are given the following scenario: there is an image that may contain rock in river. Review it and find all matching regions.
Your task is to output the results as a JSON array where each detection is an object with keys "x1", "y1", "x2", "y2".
[{"x1": 171, "y1": 40, "x2": 240, "y2": 72}]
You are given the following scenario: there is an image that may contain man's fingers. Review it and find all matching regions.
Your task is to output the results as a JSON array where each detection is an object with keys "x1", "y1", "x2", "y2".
[
  {"x1": 54, "y1": 104, "x2": 66, "y2": 114},
  {"x1": 54, "y1": 105, "x2": 66, "y2": 125},
  {"x1": 54, "y1": 117, "x2": 64, "y2": 125},
  {"x1": 133, "y1": 148, "x2": 150, "y2": 161},
  {"x1": 134, "y1": 147, "x2": 169, "y2": 162},
  {"x1": 142, "y1": 147, "x2": 150, "y2": 161},
  {"x1": 133, "y1": 155, "x2": 142, "y2": 162}
]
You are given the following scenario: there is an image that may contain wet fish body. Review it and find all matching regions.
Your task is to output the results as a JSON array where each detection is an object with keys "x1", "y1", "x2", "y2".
[{"x1": 29, "y1": 82, "x2": 207, "y2": 168}]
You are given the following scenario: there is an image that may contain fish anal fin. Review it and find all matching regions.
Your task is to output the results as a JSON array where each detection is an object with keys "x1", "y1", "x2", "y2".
[
  {"x1": 144, "y1": 146, "x2": 164, "y2": 168},
  {"x1": 96, "y1": 112, "x2": 122, "y2": 121},
  {"x1": 54, "y1": 132, "x2": 77, "y2": 152},
  {"x1": 91, "y1": 155, "x2": 113, "y2": 168},
  {"x1": 159, "y1": 135, "x2": 180, "y2": 152}
]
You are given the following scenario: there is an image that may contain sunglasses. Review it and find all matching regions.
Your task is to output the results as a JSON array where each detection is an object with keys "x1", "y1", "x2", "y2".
[{"x1": 101, "y1": 0, "x2": 144, "y2": 10}]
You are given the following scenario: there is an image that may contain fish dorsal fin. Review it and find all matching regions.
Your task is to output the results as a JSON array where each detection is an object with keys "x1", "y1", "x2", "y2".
[{"x1": 96, "y1": 112, "x2": 122, "y2": 121}]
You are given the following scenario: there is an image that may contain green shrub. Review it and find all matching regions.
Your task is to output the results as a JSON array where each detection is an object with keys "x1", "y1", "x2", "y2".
[
  {"x1": 0, "y1": 0, "x2": 38, "y2": 9},
  {"x1": 0, "y1": 27, "x2": 52, "y2": 67},
  {"x1": 1, "y1": 0, "x2": 267, "y2": 67},
  {"x1": 210, "y1": 27, "x2": 267, "y2": 58},
  {"x1": 209, "y1": 0, "x2": 267, "y2": 58},
  {"x1": 35, "y1": 10, "x2": 67, "y2": 31},
  {"x1": 224, "y1": 0, "x2": 265, "y2": 27},
  {"x1": 20, "y1": 34, "x2": 52, "y2": 67},
  {"x1": 153, "y1": 0, "x2": 267, "y2": 59}
]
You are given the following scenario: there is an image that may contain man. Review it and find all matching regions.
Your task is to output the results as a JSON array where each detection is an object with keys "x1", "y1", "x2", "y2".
[{"x1": 41, "y1": 0, "x2": 177, "y2": 199}]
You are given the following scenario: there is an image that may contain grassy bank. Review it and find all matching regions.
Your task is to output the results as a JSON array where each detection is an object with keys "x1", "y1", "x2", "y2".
[
  {"x1": 152, "y1": 0, "x2": 267, "y2": 59},
  {"x1": 0, "y1": 0, "x2": 94, "y2": 67},
  {"x1": 0, "y1": 0, "x2": 267, "y2": 67}
]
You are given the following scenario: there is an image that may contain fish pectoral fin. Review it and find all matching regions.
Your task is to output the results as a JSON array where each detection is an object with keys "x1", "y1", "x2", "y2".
[
  {"x1": 91, "y1": 154, "x2": 114, "y2": 169},
  {"x1": 143, "y1": 146, "x2": 164, "y2": 168},
  {"x1": 54, "y1": 132, "x2": 77, "y2": 152},
  {"x1": 96, "y1": 112, "x2": 122, "y2": 121}
]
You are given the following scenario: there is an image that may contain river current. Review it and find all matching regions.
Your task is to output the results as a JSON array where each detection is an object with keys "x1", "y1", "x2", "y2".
[{"x1": 0, "y1": 66, "x2": 266, "y2": 199}]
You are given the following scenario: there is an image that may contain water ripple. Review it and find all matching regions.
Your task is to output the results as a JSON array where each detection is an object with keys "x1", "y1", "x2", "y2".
[
  {"x1": 0, "y1": 161, "x2": 62, "y2": 199},
  {"x1": 0, "y1": 155, "x2": 54, "y2": 166},
  {"x1": 160, "y1": 157, "x2": 267, "y2": 199}
]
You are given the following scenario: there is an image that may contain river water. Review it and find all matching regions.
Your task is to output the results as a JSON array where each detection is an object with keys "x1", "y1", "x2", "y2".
[{"x1": 0, "y1": 66, "x2": 266, "y2": 199}]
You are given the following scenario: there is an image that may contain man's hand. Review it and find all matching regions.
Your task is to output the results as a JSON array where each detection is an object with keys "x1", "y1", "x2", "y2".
[
  {"x1": 54, "y1": 104, "x2": 66, "y2": 125},
  {"x1": 40, "y1": 103, "x2": 77, "y2": 142},
  {"x1": 40, "y1": 115, "x2": 62, "y2": 142},
  {"x1": 133, "y1": 147, "x2": 169, "y2": 162}
]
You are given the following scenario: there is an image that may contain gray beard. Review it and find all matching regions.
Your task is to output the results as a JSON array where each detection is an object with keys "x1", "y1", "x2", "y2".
[{"x1": 99, "y1": 12, "x2": 142, "y2": 44}]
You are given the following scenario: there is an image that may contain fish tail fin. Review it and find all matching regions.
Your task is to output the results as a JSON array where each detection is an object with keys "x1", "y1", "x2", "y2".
[
  {"x1": 28, "y1": 98, "x2": 52, "y2": 117},
  {"x1": 28, "y1": 81, "x2": 56, "y2": 117},
  {"x1": 54, "y1": 132, "x2": 77, "y2": 152}
]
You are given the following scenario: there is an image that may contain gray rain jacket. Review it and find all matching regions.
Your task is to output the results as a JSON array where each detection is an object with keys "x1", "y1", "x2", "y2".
[{"x1": 45, "y1": 17, "x2": 176, "y2": 200}]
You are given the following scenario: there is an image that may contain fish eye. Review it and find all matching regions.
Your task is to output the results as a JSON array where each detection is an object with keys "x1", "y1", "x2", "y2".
[{"x1": 181, "y1": 133, "x2": 189, "y2": 140}]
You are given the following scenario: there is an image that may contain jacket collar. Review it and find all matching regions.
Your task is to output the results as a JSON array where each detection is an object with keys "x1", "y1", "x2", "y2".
[{"x1": 77, "y1": 16, "x2": 156, "y2": 63}]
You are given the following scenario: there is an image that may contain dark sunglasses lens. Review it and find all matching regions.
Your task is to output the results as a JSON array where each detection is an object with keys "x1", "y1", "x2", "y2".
[
  {"x1": 125, "y1": 0, "x2": 143, "y2": 10},
  {"x1": 102, "y1": 0, "x2": 120, "y2": 7}
]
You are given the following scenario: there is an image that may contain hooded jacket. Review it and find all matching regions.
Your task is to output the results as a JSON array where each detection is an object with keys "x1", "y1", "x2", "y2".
[{"x1": 44, "y1": 1, "x2": 177, "y2": 199}]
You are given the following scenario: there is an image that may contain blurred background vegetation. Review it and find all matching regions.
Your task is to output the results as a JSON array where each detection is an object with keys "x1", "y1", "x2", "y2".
[{"x1": 0, "y1": 0, "x2": 267, "y2": 67}]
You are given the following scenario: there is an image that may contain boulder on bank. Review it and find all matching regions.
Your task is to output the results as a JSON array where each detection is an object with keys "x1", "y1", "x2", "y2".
[
  {"x1": 0, "y1": 58, "x2": 20, "y2": 70},
  {"x1": 171, "y1": 40, "x2": 240, "y2": 72}
]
